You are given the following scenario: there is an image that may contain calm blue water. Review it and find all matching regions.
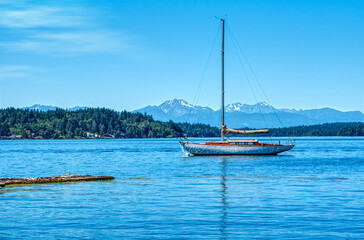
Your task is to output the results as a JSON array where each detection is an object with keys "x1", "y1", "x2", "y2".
[{"x1": 0, "y1": 137, "x2": 363, "y2": 239}]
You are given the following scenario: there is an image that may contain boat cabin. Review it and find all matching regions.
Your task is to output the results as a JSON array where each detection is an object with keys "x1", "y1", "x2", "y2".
[{"x1": 205, "y1": 139, "x2": 261, "y2": 146}]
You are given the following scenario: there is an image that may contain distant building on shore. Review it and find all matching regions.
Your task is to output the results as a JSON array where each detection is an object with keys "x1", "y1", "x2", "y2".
[
  {"x1": 86, "y1": 132, "x2": 100, "y2": 138},
  {"x1": 1, "y1": 135, "x2": 23, "y2": 140}
]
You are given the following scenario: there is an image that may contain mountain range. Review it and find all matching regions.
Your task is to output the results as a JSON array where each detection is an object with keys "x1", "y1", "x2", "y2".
[
  {"x1": 24, "y1": 104, "x2": 87, "y2": 112},
  {"x1": 22, "y1": 101, "x2": 364, "y2": 129},
  {"x1": 134, "y1": 99, "x2": 364, "y2": 128}
]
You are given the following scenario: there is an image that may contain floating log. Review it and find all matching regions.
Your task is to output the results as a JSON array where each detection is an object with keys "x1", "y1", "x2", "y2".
[{"x1": 0, "y1": 174, "x2": 114, "y2": 188}]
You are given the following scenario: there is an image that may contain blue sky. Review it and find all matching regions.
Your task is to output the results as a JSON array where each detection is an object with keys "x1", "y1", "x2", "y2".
[{"x1": 0, "y1": 0, "x2": 363, "y2": 112}]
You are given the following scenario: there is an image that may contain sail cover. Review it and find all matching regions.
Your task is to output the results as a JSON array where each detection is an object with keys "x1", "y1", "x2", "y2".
[{"x1": 221, "y1": 124, "x2": 269, "y2": 135}]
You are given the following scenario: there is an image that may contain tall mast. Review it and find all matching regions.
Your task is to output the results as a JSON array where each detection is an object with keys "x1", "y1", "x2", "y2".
[{"x1": 221, "y1": 18, "x2": 225, "y2": 141}]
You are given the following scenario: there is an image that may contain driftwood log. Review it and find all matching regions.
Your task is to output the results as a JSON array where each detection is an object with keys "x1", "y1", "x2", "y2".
[{"x1": 0, "y1": 174, "x2": 114, "y2": 188}]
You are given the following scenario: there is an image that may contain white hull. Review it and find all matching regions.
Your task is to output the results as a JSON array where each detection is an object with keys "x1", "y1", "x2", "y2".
[{"x1": 180, "y1": 142, "x2": 294, "y2": 155}]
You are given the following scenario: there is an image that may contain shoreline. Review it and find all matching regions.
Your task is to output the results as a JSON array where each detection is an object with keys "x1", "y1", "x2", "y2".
[{"x1": 1, "y1": 136, "x2": 363, "y2": 141}]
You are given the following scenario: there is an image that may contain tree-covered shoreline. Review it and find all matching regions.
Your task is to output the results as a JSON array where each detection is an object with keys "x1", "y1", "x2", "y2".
[
  {"x1": 0, "y1": 108, "x2": 218, "y2": 139},
  {"x1": 0, "y1": 108, "x2": 362, "y2": 139},
  {"x1": 260, "y1": 122, "x2": 363, "y2": 137}
]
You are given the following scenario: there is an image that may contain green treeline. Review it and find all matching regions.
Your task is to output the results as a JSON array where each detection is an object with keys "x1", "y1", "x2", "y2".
[
  {"x1": 0, "y1": 108, "x2": 215, "y2": 139},
  {"x1": 181, "y1": 122, "x2": 364, "y2": 137},
  {"x1": 177, "y1": 122, "x2": 220, "y2": 137},
  {"x1": 0, "y1": 108, "x2": 362, "y2": 139},
  {"x1": 255, "y1": 122, "x2": 364, "y2": 137}
]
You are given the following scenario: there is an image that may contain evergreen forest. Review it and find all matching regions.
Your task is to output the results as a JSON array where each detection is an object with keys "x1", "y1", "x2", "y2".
[
  {"x1": 264, "y1": 122, "x2": 364, "y2": 137},
  {"x1": 0, "y1": 108, "x2": 217, "y2": 139},
  {"x1": 0, "y1": 108, "x2": 362, "y2": 139}
]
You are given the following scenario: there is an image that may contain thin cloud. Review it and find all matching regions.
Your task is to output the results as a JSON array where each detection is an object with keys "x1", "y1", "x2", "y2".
[
  {"x1": 0, "y1": 65, "x2": 54, "y2": 84},
  {"x1": 0, "y1": 31, "x2": 131, "y2": 55},
  {"x1": 0, "y1": 6, "x2": 85, "y2": 28},
  {"x1": 0, "y1": 1, "x2": 134, "y2": 56},
  {"x1": 0, "y1": 65, "x2": 34, "y2": 81}
]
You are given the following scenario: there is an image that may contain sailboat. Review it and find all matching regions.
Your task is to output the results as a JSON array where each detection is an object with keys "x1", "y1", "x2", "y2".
[{"x1": 180, "y1": 19, "x2": 294, "y2": 155}]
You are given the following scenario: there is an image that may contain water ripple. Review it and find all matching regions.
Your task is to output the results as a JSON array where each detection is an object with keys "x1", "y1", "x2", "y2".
[{"x1": 0, "y1": 137, "x2": 363, "y2": 239}]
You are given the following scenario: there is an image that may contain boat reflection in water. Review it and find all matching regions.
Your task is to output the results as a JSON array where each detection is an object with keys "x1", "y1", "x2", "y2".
[
  {"x1": 216, "y1": 155, "x2": 262, "y2": 239},
  {"x1": 220, "y1": 157, "x2": 228, "y2": 240}
]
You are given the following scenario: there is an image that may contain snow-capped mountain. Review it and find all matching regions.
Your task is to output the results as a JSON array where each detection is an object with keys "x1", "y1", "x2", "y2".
[
  {"x1": 225, "y1": 102, "x2": 275, "y2": 113},
  {"x1": 158, "y1": 99, "x2": 213, "y2": 115},
  {"x1": 134, "y1": 99, "x2": 364, "y2": 128},
  {"x1": 24, "y1": 104, "x2": 87, "y2": 112},
  {"x1": 21, "y1": 100, "x2": 364, "y2": 128},
  {"x1": 135, "y1": 99, "x2": 214, "y2": 120},
  {"x1": 24, "y1": 104, "x2": 58, "y2": 111}
]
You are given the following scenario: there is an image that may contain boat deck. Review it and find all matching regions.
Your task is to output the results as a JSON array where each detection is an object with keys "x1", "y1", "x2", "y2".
[{"x1": 204, "y1": 140, "x2": 285, "y2": 147}]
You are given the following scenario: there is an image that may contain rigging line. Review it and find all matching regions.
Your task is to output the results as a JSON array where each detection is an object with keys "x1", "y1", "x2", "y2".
[
  {"x1": 226, "y1": 25, "x2": 270, "y2": 133},
  {"x1": 227, "y1": 26, "x2": 273, "y2": 143},
  {"x1": 185, "y1": 23, "x2": 221, "y2": 138},
  {"x1": 227, "y1": 24, "x2": 285, "y2": 129},
  {"x1": 193, "y1": 26, "x2": 220, "y2": 107},
  {"x1": 217, "y1": 104, "x2": 221, "y2": 130},
  {"x1": 227, "y1": 24, "x2": 293, "y2": 144}
]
